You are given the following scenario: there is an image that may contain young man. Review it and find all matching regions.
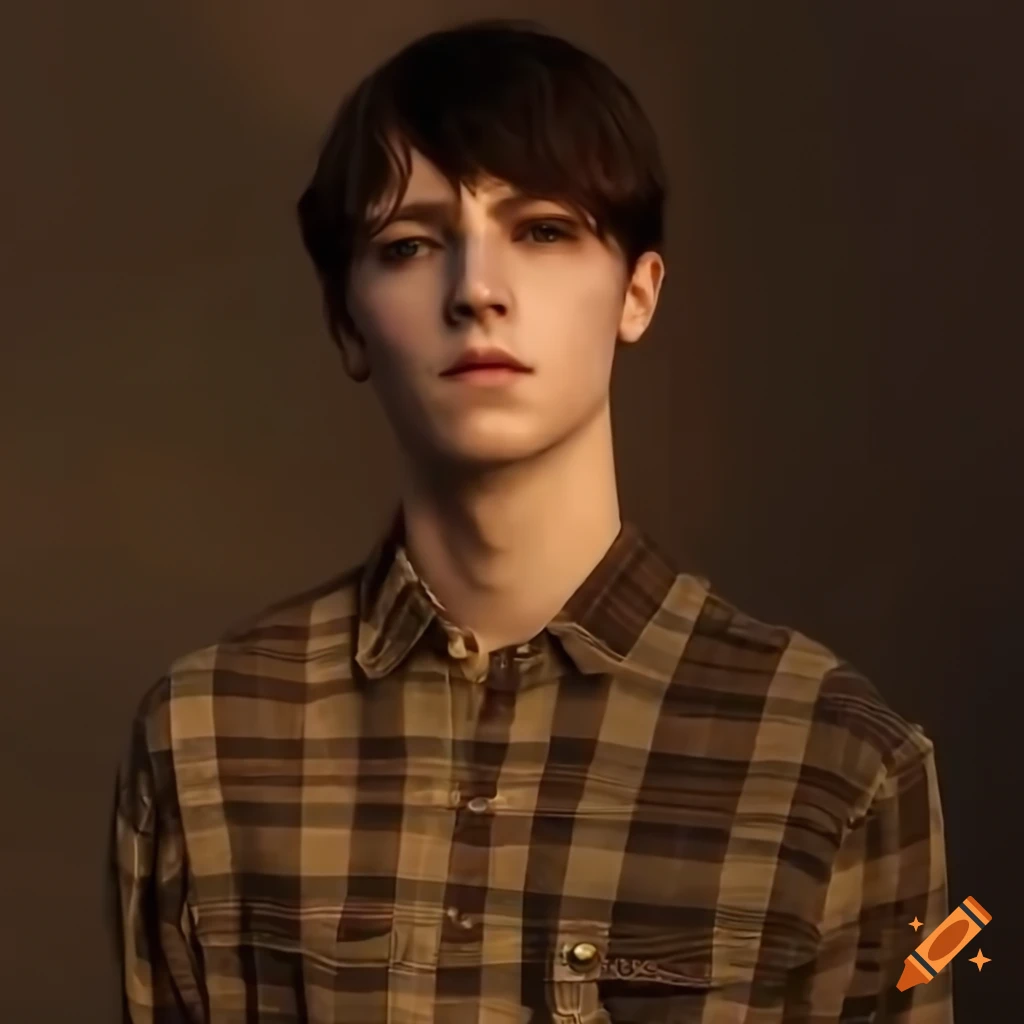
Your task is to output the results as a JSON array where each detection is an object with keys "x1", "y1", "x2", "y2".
[{"x1": 112, "y1": 18, "x2": 953, "y2": 1024}]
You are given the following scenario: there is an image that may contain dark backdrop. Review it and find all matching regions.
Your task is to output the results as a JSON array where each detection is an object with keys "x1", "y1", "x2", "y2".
[{"x1": 3, "y1": 2, "x2": 1020, "y2": 1021}]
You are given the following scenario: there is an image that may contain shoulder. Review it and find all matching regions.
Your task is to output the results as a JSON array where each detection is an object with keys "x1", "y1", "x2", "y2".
[
  {"x1": 218, "y1": 563, "x2": 364, "y2": 645},
  {"x1": 128, "y1": 563, "x2": 366, "y2": 751},
  {"x1": 691, "y1": 581, "x2": 934, "y2": 823}
]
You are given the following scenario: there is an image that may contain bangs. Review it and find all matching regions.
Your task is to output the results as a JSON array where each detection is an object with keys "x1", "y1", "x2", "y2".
[{"x1": 352, "y1": 43, "x2": 650, "y2": 244}]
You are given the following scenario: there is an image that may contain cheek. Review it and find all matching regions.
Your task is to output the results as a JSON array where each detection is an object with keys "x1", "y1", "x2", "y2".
[
  {"x1": 531, "y1": 274, "x2": 623, "y2": 368},
  {"x1": 357, "y1": 281, "x2": 438, "y2": 366},
  {"x1": 532, "y1": 257, "x2": 625, "y2": 325}
]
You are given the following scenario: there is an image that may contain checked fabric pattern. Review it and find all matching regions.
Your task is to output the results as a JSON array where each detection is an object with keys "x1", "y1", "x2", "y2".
[{"x1": 112, "y1": 516, "x2": 953, "y2": 1023}]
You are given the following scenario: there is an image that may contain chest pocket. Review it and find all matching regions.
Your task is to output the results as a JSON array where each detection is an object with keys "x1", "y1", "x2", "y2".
[
  {"x1": 177, "y1": 751, "x2": 397, "y2": 1017},
  {"x1": 187, "y1": 902, "x2": 392, "y2": 1023},
  {"x1": 531, "y1": 907, "x2": 820, "y2": 1024},
  {"x1": 605, "y1": 919, "x2": 820, "y2": 1022},
  {"x1": 535, "y1": 920, "x2": 720, "y2": 1024}
]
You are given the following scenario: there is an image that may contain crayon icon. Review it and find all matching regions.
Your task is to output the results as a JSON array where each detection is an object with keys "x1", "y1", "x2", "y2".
[{"x1": 897, "y1": 896, "x2": 991, "y2": 991}]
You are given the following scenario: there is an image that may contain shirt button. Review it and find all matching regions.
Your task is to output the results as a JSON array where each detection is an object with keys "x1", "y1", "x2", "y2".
[
  {"x1": 466, "y1": 796, "x2": 491, "y2": 814},
  {"x1": 445, "y1": 906, "x2": 476, "y2": 931},
  {"x1": 564, "y1": 941, "x2": 601, "y2": 972}
]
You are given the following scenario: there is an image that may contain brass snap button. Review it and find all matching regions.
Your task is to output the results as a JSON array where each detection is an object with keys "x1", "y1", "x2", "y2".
[
  {"x1": 466, "y1": 796, "x2": 491, "y2": 814},
  {"x1": 564, "y1": 941, "x2": 600, "y2": 972}
]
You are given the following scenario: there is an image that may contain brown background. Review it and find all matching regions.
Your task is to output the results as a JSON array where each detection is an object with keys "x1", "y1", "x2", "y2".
[{"x1": 3, "y1": 2, "x2": 1020, "y2": 1021}]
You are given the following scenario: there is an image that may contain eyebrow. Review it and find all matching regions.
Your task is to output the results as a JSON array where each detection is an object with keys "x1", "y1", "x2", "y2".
[{"x1": 372, "y1": 193, "x2": 568, "y2": 234}]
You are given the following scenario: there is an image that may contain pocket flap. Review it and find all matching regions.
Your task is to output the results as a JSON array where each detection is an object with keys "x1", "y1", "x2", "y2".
[
  {"x1": 600, "y1": 925, "x2": 716, "y2": 989},
  {"x1": 193, "y1": 898, "x2": 393, "y2": 966},
  {"x1": 539, "y1": 921, "x2": 714, "y2": 989},
  {"x1": 715, "y1": 914, "x2": 820, "y2": 977},
  {"x1": 597, "y1": 914, "x2": 819, "y2": 990}
]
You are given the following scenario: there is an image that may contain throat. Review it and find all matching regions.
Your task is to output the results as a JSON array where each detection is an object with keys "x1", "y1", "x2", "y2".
[
  {"x1": 419, "y1": 535, "x2": 617, "y2": 656},
  {"x1": 399, "y1": 400, "x2": 622, "y2": 655}
]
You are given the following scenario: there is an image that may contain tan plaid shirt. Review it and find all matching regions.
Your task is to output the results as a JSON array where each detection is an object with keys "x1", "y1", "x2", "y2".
[{"x1": 111, "y1": 517, "x2": 953, "y2": 1023}]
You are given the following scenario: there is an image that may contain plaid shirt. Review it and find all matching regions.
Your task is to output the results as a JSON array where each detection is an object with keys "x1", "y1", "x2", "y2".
[{"x1": 111, "y1": 516, "x2": 953, "y2": 1023}]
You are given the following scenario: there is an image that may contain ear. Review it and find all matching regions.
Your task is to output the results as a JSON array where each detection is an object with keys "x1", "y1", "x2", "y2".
[
  {"x1": 617, "y1": 251, "x2": 666, "y2": 346},
  {"x1": 323, "y1": 292, "x2": 371, "y2": 383}
]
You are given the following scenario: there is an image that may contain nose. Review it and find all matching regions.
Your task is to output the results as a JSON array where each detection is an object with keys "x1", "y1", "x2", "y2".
[{"x1": 444, "y1": 237, "x2": 511, "y2": 327}]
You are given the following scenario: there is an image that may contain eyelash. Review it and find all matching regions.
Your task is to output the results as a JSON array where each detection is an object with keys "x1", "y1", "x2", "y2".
[{"x1": 377, "y1": 220, "x2": 578, "y2": 265}]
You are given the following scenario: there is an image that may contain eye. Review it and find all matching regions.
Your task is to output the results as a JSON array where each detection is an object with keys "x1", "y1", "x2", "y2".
[
  {"x1": 377, "y1": 237, "x2": 433, "y2": 264},
  {"x1": 523, "y1": 220, "x2": 577, "y2": 244}
]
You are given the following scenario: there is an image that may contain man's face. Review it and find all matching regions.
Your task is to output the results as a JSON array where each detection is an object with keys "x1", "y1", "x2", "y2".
[{"x1": 342, "y1": 146, "x2": 663, "y2": 473}]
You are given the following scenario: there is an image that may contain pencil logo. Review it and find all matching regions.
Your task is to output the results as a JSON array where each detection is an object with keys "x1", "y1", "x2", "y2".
[{"x1": 897, "y1": 896, "x2": 992, "y2": 991}]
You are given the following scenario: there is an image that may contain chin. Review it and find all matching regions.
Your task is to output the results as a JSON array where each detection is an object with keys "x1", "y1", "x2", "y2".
[
  {"x1": 442, "y1": 442, "x2": 548, "y2": 472},
  {"x1": 419, "y1": 428, "x2": 558, "y2": 474}
]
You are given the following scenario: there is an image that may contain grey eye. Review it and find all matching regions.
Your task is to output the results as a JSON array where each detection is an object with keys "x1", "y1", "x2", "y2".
[{"x1": 379, "y1": 238, "x2": 429, "y2": 263}]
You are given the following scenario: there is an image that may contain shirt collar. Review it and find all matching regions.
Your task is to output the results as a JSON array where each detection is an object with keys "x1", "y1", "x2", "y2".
[{"x1": 355, "y1": 509, "x2": 710, "y2": 683}]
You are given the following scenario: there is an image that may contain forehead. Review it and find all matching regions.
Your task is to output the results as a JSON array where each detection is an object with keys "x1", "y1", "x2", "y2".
[{"x1": 366, "y1": 145, "x2": 550, "y2": 223}]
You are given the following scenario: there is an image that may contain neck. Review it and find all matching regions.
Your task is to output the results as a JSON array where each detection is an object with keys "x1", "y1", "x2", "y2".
[{"x1": 399, "y1": 403, "x2": 622, "y2": 655}]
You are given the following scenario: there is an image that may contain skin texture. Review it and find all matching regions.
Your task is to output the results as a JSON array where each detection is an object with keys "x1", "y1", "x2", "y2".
[{"x1": 331, "y1": 145, "x2": 665, "y2": 652}]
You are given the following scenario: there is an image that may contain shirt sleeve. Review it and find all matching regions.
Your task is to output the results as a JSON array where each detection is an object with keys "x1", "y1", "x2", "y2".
[
  {"x1": 111, "y1": 687, "x2": 206, "y2": 1023},
  {"x1": 796, "y1": 731, "x2": 954, "y2": 1022}
]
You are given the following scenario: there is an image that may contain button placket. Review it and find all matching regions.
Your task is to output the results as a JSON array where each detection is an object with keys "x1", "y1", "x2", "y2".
[{"x1": 438, "y1": 647, "x2": 518, "y2": 952}]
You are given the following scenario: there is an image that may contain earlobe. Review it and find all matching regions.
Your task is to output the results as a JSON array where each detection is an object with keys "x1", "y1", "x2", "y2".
[
  {"x1": 337, "y1": 338, "x2": 371, "y2": 383},
  {"x1": 336, "y1": 326, "x2": 371, "y2": 382},
  {"x1": 324, "y1": 295, "x2": 371, "y2": 382}
]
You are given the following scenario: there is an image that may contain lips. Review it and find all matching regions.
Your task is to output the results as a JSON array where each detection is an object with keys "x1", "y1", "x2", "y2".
[
  {"x1": 444, "y1": 363, "x2": 526, "y2": 375},
  {"x1": 441, "y1": 348, "x2": 532, "y2": 376}
]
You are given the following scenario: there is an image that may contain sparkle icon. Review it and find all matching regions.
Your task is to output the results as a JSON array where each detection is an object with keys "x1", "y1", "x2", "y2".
[
  {"x1": 909, "y1": 917, "x2": 924, "y2": 931},
  {"x1": 968, "y1": 950, "x2": 990, "y2": 971}
]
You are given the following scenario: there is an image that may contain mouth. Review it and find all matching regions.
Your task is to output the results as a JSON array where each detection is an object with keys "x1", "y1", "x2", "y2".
[
  {"x1": 440, "y1": 364, "x2": 532, "y2": 386},
  {"x1": 440, "y1": 349, "x2": 533, "y2": 380}
]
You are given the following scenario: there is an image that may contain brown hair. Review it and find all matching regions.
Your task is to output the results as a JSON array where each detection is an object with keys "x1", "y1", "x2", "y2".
[{"x1": 297, "y1": 18, "x2": 667, "y2": 338}]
